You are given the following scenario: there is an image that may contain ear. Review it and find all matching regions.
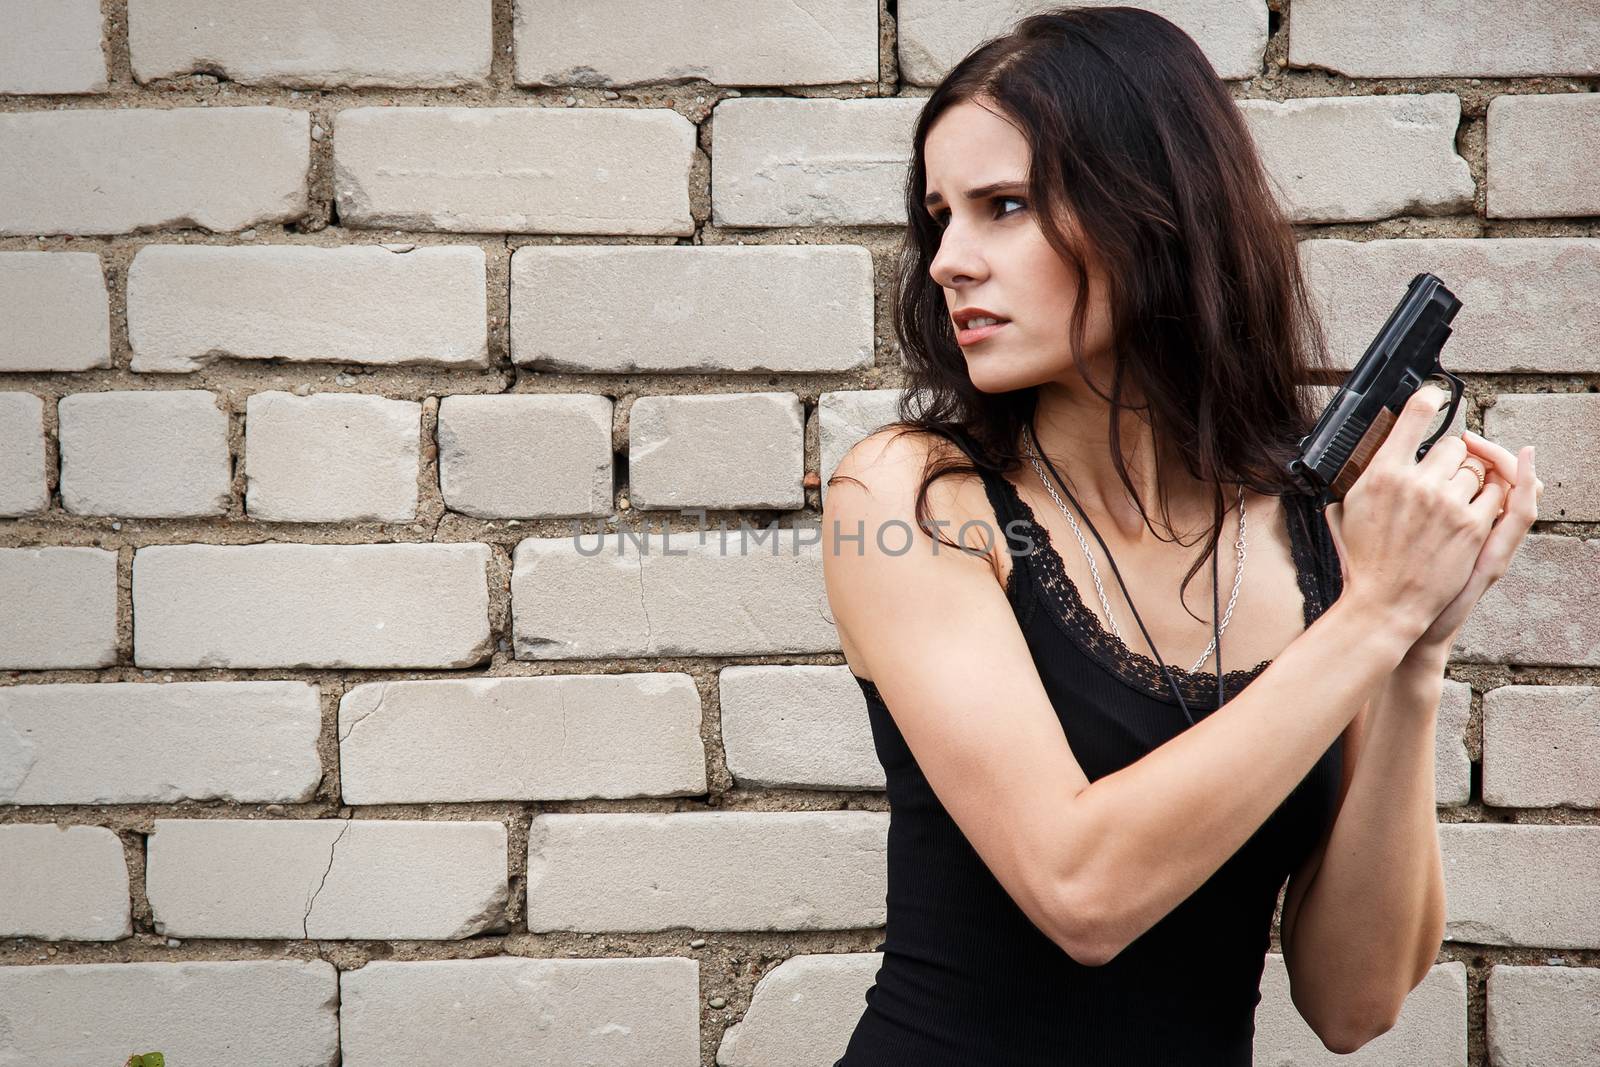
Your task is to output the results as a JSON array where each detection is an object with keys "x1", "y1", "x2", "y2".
[{"x1": 1323, "y1": 501, "x2": 1351, "y2": 592}]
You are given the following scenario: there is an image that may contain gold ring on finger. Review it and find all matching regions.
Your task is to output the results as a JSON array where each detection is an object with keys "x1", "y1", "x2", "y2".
[{"x1": 1456, "y1": 457, "x2": 1487, "y2": 495}]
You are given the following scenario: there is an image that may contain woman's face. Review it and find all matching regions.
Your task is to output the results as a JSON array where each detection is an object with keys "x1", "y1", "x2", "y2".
[{"x1": 923, "y1": 98, "x2": 1115, "y2": 395}]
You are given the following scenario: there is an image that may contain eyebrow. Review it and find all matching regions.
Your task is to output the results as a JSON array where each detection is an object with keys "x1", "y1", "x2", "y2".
[{"x1": 923, "y1": 179, "x2": 1028, "y2": 211}]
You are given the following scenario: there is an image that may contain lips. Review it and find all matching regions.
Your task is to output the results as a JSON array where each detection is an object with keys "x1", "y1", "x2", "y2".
[{"x1": 955, "y1": 319, "x2": 1010, "y2": 345}]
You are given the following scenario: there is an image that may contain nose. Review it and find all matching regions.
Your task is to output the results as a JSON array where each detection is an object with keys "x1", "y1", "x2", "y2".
[{"x1": 928, "y1": 223, "x2": 987, "y2": 292}]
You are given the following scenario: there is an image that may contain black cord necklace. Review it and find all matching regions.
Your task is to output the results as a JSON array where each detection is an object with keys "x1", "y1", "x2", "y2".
[{"x1": 1025, "y1": 417, "x2": 1226, "y2": 726}]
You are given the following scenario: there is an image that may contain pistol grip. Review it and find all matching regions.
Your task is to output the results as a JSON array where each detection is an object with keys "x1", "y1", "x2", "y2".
[{"x1": 1328, "y1": 404, "x2": 1398, "y2": 502}]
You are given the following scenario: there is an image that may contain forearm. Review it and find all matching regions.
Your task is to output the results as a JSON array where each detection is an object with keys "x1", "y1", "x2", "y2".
[
  {"x1": 1067, "y1": 597, "x2": 1415, "y2": 960},
  {"x1": 1283, "y1": 660, "x2": 1449, "y2": 1036}
]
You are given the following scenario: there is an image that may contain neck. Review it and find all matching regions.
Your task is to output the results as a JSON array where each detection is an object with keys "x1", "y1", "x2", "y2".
[{"x1": 1025, "y1": 381, "x2": 1217, "y2": 544}]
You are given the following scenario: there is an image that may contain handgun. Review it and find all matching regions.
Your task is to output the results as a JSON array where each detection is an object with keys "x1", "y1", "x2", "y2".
[{"x1": 1287, "y1": 271, "x2": 1464, "y2": 507}]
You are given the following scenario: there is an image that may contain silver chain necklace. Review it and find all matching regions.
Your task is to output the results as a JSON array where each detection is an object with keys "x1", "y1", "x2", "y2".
[{"x1": 1021, "y1": 424, "x2": 1248, "y2": 675}]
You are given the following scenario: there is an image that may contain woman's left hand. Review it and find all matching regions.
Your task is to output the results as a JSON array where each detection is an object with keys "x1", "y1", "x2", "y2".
[
  {"x1": 1407, "y1": 431, "x2": 1542, "y2": 656},
  {"x1": 1325, "y1": 430, "x2": 1544, "y2": 671}
]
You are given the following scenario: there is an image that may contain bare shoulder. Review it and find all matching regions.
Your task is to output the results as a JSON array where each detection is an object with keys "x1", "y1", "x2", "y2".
[
  {"x1": 824, "y1": 425, "x2": 1001, "y2": 564},
  {"x1": 823, "y1": 425, "x2": 1013, "y2": 679},
  {"x1": 826, "y1": 424, "x2": 960, "y2": 496}
]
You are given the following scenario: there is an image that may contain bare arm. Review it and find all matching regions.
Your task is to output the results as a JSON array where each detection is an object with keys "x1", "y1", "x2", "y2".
[
  {"x1": 826, "y1": 388, "x2": 1491, "y2": 983},
  {"x1": 1279, "y1": 434, "x2": 1539, "y2": 1051},
  {"x1": 1066, "y1": 384, "x2": 1500, "y2": 966},
  {"x1": 825, "y1": 430, "x2": 1407, "y2": 970},
  {"x1": 1066, "y1": 596, "x2": 1412, "y2": 965},
  {"x1": 1279, "y1": 657, "x2": 1448, "y2": 1053}
]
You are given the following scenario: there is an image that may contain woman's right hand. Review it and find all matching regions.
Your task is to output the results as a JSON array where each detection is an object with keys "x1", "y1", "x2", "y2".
[{"x1": 1322, "y1": 383, "x2": 1509, "y2": 645}]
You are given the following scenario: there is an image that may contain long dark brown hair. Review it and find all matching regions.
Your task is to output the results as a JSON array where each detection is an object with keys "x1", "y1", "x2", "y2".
[{"x1": 831, "y1": 4, "x2": 1335, "y2": 621}]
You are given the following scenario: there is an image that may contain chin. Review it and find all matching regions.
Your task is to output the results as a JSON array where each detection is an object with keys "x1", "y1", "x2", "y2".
[
  {"x1": 963, "y1": 358, "x2": 1033, "y2": 394},
  {"x1": 964, "y1": 351, "x2": 1062, "y2": 394}
]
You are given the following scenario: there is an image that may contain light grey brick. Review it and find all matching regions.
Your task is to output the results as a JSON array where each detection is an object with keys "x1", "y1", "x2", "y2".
[
  {"x1": 513, "y1": 0, "x2": 877, "y2": 88},
  {"x1": 1453, "y1": 534, "x2": 1599, "y2": 667},
  {"x1": 526, "y1": 811, "x2": 887, "y2": 932},
  {"x1": 0, "y1": 680, "x2": 321, "y2": 806},
  {"x1": 1255, "y1": 956, "x2": 1468, "y2": 1062},
  {"x1": 898, "y1": 0, "x2": 1268, "y2": 86},
  {"x1": 717, "y1": 952, "x2": 880, "y2": 1067},
  {"x1": 1488, "y1": 94, "x2": 1600, "y2": 219},
  {"x1": 333, "y1": 106, "x2": 695, "y2": 234},
  {"x1": 0, "y1": 392, "x2": 48, "y2": 516},
  {"x1": 338, "y1": 674, "x2": 707, "y2": 804},
  {"x1": 0, "y1": 0, "x2": 107, "y2": 94},
  {"x1": 130, "y1": 0, "x2": 492, "y2": 88},
  {"x1": 629, "y1": 392, "x2": 805, "y2": 510},
  {"x1": 0, "y1": 107, "x2": 309, "y2": 237},
  {"x1": 147, "y1": 818, "x2": 507, "y2": 939},
  {"x1": 0, "y1": 960, "x2": 338, "y2": 1067},
  {"x1": 1299, "y1": 238, "x2": 1600, "y2": 374},
  {"x1": 244, "y1": 391, "x2": 421, "y2": 523},
  {"x1": 127, "y1": 244, "x2": 488, "y2": 373},
  {"x1": 712, "y1": 97, "x2": 924, "y2": 227},
  {"x1": 1437, "y1": 679, "x2": 1471, "y2": 808},
  {"x1": 58, "y1": 389, "x2": 232, "y2": 517},
  {"x1": 1487, "y1": 964, "x2": 1600, "y2": 1067},
  {"x1": 1483, "y1": 392, "x2": 1597, "y2": 522},
  {"x1": 719, "y1": 665, "x2": 882, "y2": 790},
  {"x1": 1238, "y1": 95, "x2": 1473, "y2": 224},
  {"x1": 0, "y1": 546, "x2": 117, "y2": 669},
  {"x1": 437, "y1": 393, "x2": 614, "y2": 519},
  {"x1": 0, "y1": 250, "x2": 110, "y2": 371},
  {"x1": 132, "y1": 542, "x2": 493, "y2": 669},
  {"x1": 1482, "y1": 685, "x2": 1600, "y2": 809},
  {"x1": 1441, "y1": 824, "x2": 1600, "y2": 948},
  {"x1": 818, "y1": 388, "x2": 910, "y2": 506},
  {"x1": 0, "y1": 825, "x2": 130, "y2": 940},
  {"x1": 342, "y1": 956, "x2": 700, "y2": 1066},
  {"x1": 511, "y1": 527, "x2": 834, "y2": 660},
  {"x1": 510, "y1": 245, "x2": 874, "y2": 373},
  {"x1": 1289, "y1": 0, "x2": 1600, "y2": 78}
]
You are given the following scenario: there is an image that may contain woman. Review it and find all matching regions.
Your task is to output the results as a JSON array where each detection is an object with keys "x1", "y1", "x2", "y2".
[{"x1": 821, "y1": 6, "x2": 1542, "y2": 1065}]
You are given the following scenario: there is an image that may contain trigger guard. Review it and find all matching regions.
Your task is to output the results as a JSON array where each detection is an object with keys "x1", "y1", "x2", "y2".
[{"x1": 1414, "y1": 370, "x2": 1465, "y2": 461}]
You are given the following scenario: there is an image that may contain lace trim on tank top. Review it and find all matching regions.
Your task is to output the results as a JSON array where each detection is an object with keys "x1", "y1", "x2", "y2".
[{"x1": 994, "y1": 477, "x2": 1326, "y2": 707}]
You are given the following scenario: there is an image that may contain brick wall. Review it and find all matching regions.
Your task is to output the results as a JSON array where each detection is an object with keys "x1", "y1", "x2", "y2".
[{"x1": 1, "y1": 2, "x2": 1597, "y2": 1064}]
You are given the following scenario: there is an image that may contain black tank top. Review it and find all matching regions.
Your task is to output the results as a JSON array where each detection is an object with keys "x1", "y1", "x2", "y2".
[{"x1": 834, "y1": 432, "x2": 1345, "y2": 1066}]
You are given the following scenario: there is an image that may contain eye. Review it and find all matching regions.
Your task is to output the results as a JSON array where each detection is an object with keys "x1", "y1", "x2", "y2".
[
  {"x1": 994, "y1": 195, "x2": 1028, "y2": 218},
  {"x1": 930, "y1": 195, "x2": 1028, "y2": 229}
]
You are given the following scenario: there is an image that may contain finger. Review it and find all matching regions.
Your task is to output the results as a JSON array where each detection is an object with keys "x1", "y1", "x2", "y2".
[
  {"x1": 1422, "y1": 432, "x2": 1472, "y2": 486},
  {"x1": 1460, "y1": 429, "x2": 1521, "y2": 484},
  {"x1": 1446, "y1": 453, "x2": 1490, "y2": 503},
  {"x1": 1482, "y1": 469, "x2": 1513, "y2": 514},
  {"x1": 1376, "y1": 383, "x2": 1453, "y2": 470},
  {"x1": 1461, "y1": 430, "x2": 1545, "y2": 504},
  {"x1": 1473, "y1": 446, "x2": 1537, "y2": 560},
  {"x1": 1520, "y1": 446, "x2": 1540, "y2": 518},
  {"x1": 1468, "y1": 476, "x2": 1508, "y2": 529}
]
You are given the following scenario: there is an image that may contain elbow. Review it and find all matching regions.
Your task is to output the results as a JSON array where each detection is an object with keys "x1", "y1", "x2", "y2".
[
  {"x1": 1046, "y1": 872, "x2": 1122, "y2": 968},
  {"x1": 1061, "y1": 932, "x2": 1116, "y2": 969},
  {"x1": 1325, "y1": 972, "x2": 1416, "y2": 1052},
  {"x1": 1300, "y1": 982, "x2": 1402, "y2": 1054},
  {"x1": 1318, "y1": 1008, "x2": 1399, "y2": 1055}
]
